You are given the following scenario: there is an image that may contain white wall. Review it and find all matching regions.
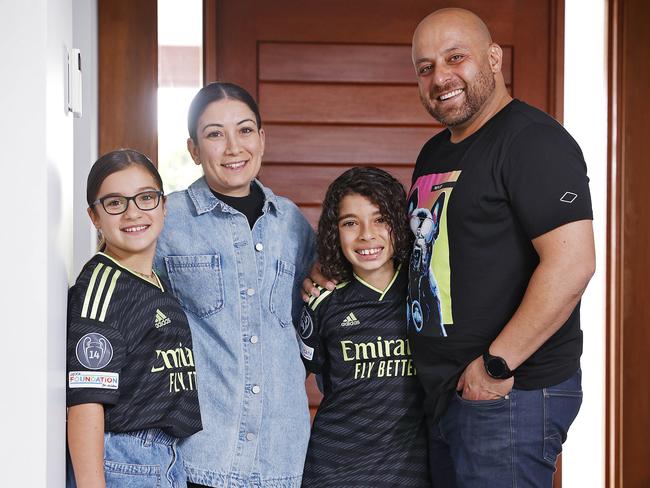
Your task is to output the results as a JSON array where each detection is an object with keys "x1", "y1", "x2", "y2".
[
  {"x1": 73, "y1": 0, "x2": 98, "y2": 276},
  {"x1": 562, "y1": 1, "x2": 607, "y2": 486},
  {"x1": 0, "y1": 1, "x2": 50, "y2": 482},
  {"x1": 0, "y1": 0, "x2": 93, "y2": 485}
]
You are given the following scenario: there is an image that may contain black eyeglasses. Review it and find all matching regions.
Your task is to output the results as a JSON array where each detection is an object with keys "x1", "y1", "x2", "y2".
[{"x1": 93, "y1": 190, "x2": 164, "y2": 215}]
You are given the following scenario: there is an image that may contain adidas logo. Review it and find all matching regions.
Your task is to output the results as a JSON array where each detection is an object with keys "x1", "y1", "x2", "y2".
[
  {"x1": 340, "y1": 312, "x2": 360, "y2": 327},
  {"x1": 155, "y1": 309, "x2": 171, "y2": 328}
]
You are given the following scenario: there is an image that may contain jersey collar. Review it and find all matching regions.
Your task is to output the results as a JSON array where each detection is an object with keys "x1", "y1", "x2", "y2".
[
  {"x1": 352, "y1": 264, "x2": 403, "y2": 301},
  {"x1": 97, "y1": 252, "x2": 164, "y2": 291}
]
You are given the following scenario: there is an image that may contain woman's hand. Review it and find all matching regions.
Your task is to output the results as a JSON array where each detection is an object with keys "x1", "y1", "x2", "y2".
[
  {"x1": 301, "y1": 262, "x2": 337, "y2": 302},
  {"x1": 68, "y1": 403, "x2": 106, "y2": 488}
]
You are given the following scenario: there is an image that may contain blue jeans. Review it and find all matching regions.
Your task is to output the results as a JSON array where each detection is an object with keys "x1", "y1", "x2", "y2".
[
  {"x1": 67, "y1": 428, "x2": 187, "y2": 488},
  {"x1": 428, "y1": 370, "x2": 582, "y2": 488}
]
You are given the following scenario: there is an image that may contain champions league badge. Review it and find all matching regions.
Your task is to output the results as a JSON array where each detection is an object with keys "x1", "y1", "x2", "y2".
[
  {"x1": 75, "y1": 332, "x2": 113, "y2": 370},
  {"x1": 299, "y1": 309, "x2": 313, "y2": 339}
]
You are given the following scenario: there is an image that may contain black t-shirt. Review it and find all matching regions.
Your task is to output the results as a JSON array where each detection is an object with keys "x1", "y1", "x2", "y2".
[
  {"x1": 211, "y1": 183, "x2": 264, "y2": 229},
  {"x1": 407, "y1": 99, "x2": 593, "y2": 421},
  {"x1": 299, "y1": 268, "x2": 431, "y2": 488},
  {"x1": 66, "y1": 253, "x2": 202, "y2": 438}
]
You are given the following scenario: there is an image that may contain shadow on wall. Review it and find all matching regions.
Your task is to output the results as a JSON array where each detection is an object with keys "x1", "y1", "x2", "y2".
[{"x1": 46, "y1": 159, "x2": 70, "y2": 484}]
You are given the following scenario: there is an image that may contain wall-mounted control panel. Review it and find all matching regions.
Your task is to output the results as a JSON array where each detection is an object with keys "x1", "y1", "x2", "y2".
[{"x1": 67, "y1": 48, "x2": 82, "y2": 117}]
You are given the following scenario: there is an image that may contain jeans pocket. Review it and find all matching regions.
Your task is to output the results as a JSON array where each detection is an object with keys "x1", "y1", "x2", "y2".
[
  {"x1": 164, "y1": 254, "x2": 225, "y2": 318},
  {"x1": 543, "y1": 387, "x2": 583, "y2": 463},
  {"x1": 454, "y1": 390, "x2": 509, "y2": 407},
  {"x1": 269, "y1": 259, "x2": 296, "y2": 327},
  {"x1": 104, "y1": 460, "x2": 160, "y2": 488}
]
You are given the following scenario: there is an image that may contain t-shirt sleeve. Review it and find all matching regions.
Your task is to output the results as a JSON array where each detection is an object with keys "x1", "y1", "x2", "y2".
[
  {"x1": 66, "y1": 282, "x2": 126, "y2": 407},
  {"x1": 296, "y1": 301, "x2": 325, "y2": 374},
  {"x1": 504, "y1": 122, "x2": 593, "y2": 239},
  {"x1": 291, "y1": 216, "x2": 317, "y2": 328}
]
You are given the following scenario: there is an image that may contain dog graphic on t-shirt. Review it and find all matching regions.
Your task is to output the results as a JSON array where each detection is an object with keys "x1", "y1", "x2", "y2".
[{"x1": 407, "y1": 189, "x2": 447, "y2": 338}]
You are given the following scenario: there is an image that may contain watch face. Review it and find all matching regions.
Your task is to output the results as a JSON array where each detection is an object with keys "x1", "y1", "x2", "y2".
[{"x1": 487, "y1": 357, "x2": 508, "y2": 378}]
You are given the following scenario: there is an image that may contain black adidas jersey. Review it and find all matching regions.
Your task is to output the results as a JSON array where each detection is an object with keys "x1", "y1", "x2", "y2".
[
  {"x1": 66, "y1": 253, "x2": 202, "y2": 438},
  {"x1": 298, "y1": 267, "x2": 431, "y2": 488}
]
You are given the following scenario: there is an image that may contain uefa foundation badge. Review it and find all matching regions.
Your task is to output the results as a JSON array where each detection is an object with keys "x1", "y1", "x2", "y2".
[{"x1": 75, "y1": 332, "x2": 113, "y2": 370}]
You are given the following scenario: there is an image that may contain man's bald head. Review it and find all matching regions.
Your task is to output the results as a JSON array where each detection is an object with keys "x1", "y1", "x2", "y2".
[{"x1": 413, "y1": 8, "x2": 492, "y2": 53}]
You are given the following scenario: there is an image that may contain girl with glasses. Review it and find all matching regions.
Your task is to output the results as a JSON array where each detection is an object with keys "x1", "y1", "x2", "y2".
[{"x1": 66, "y1": 149, "x2": 202, "y2": 488}]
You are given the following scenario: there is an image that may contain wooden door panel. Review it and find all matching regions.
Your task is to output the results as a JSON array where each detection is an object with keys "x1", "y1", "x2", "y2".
[
  {"x1": 260, "y1": 84, "x2": 434, "y2": 125},
  {"x1": 259, "y1": 43, "x2": 417, "y2": 83},
  {"x1": 263, "y1": 125, "x2": 441, "y2": 164},
  {"x1": 259, "y1": 43, "x2": 513, "y2": 85},
  {"x1": 258, "y1": 164, "x2": 413, "y2": 205},
  {"x1": 300, "y1": 207, "x2": 324, "y2": 229}
]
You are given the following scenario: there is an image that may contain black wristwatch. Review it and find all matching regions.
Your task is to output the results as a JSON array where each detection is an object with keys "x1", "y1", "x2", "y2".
[{"x1": 483, "y1": 351, "x2": 514, "y2": 379}]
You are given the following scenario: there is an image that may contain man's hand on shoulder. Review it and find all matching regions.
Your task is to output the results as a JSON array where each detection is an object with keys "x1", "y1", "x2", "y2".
[
  {"x1": 456, "y1": 356, "x2": 514, "y2": 401},
  {"x1": 301, "y1": 262, "x2": 337, "y2": 302}
]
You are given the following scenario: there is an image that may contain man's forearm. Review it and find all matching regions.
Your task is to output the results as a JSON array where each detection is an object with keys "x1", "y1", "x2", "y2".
[{"x1": 489, "y1": 220, "x2": 595, "y2": 371}]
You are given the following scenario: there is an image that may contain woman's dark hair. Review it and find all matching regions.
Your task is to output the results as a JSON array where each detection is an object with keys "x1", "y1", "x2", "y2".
[
  {"x1": 318, "y1": 166, "x2": 413, "y2": 282},
  {"x1": 86, "y1": 149, "x2": 163, "y2": 207},
  {"x1": 188, "y1": 82, "x2": 262, "y2": 143}
]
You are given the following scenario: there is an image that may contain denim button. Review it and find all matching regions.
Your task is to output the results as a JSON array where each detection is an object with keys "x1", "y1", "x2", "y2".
[
  {"x1": 247, "y1": 288, "x2": 255, "y2": 296},
  {"x1": 250, "y1": 335, "x2": 259, "y2": 344},
  {"x1": 252, "y1": 385, "x2": 261, "y2": 394},
  {"x1": 255, "y1": 243, "x2": 264, "y2": 251},
  {"x1": 246, "y1": 432, "x2": 255, "y2": 441}
]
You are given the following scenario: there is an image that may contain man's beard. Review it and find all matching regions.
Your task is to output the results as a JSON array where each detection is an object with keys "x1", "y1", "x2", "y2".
[{"x1": 420, "y1": 68, "x2": 496, "y2": 127}]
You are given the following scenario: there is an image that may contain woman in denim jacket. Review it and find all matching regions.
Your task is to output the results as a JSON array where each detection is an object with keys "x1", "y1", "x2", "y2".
[{"x1": 154, "y1": 83, "x2": 315, "y2": 488}]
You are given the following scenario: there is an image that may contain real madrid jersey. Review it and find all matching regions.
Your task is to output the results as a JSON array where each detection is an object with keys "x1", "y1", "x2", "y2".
[
  {"x1": 66, "y1": 253, "x2": 202, "y2": 438},
  {"x1": 298, "y1": 267, "x2": 431, "y2": 488}
]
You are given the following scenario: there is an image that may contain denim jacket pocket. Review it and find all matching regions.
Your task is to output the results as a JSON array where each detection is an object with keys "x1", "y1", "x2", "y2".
[
  {"x1": 164, "y1": 254, "x2": 225, "y2": 318},
  {"x1": 269, "y1": 259, "x2": 296, "y2": 327}
]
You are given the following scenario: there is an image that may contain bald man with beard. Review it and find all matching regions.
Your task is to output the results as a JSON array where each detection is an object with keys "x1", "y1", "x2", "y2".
[
  {"x1": 304, "y1": 8, "x2": 595, "y2": 487},
  {"x1": 407, "y1": 8, "x2": 595, "y2": 487}
]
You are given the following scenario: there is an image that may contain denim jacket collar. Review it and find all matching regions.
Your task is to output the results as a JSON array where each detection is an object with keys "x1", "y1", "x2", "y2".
[{"x1": 187, "y1": 176, "x2": 283, "y2": 216}]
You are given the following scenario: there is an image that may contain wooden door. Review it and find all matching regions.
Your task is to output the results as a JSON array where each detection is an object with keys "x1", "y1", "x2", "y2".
[
  {"x1": 205, "y1": 0, "x2": 562, "y2": 218},
  {"x1": 98, "y1": 0, "x2": 158, "y2": 162},
  {"x1": 608, "y1": 0, "x2": 650, "y2": 485},
  {"x1": 205, "y1": 0, "x2": 564, "y2": 423}
]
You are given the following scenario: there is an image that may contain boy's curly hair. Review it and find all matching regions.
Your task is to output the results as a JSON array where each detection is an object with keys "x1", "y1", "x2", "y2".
[{"x1": 318, "y1": 166, "x2": 413, "y2": 282}]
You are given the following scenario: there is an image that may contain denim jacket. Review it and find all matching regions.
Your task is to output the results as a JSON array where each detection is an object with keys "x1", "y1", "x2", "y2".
[{"x1": 154, "y1": 177, "x2": 315, "y2": 488}]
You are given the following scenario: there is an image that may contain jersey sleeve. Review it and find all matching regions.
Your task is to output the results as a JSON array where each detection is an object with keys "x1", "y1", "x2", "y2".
[
  {"x1": 66, "y1": 276, "x2": 126, "y2": 407},
  {"x1": 504, "y1": 122, "x2": 593, "y2": 239},
  {"x1": 296, "y1": 293, "x2": 327, "y2": 374},
  {"x1": 290, "y1": 214, "x2": 317, "y2": 328}
]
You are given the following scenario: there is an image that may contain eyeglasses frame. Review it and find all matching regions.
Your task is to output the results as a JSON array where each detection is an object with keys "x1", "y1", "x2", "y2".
[{"x1": 92, "y1": 190, "x2": 164, "y2": 215}]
